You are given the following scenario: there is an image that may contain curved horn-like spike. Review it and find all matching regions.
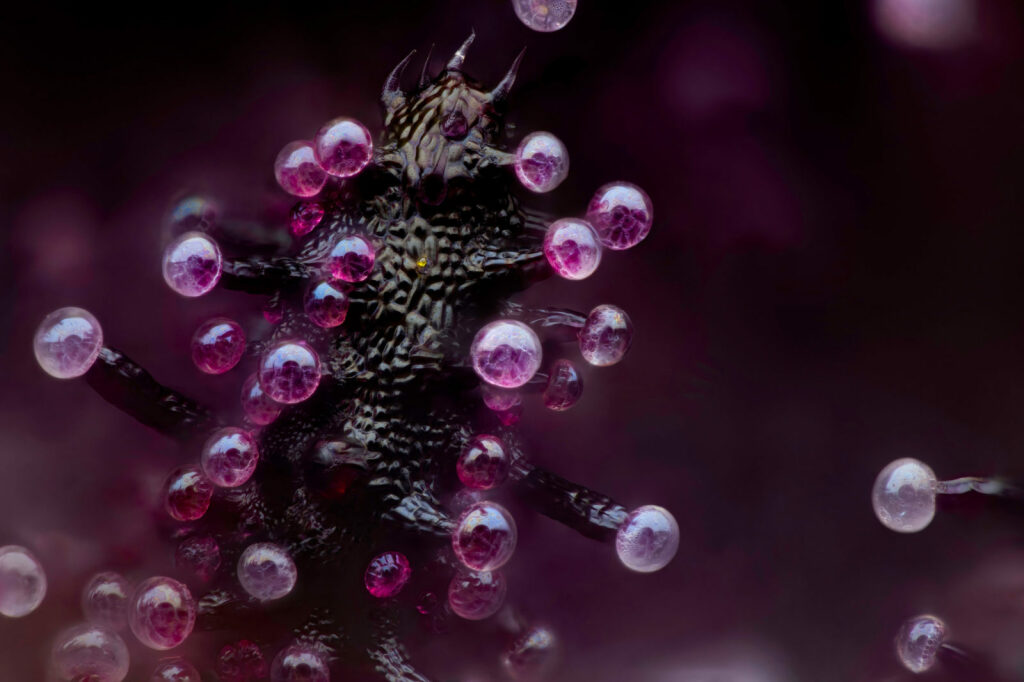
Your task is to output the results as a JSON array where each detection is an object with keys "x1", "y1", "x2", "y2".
[
  {"x1": 419, "y1": 43, "x2": 435, "y2": 89},
  {"x1": 446, "y1": 30, "x2": 475, "y2": 71},
  {"x1": 489, "y1": 47, "x2": 526, "y2": 104},
  {"x1": 382, "y1": 50, "x2": 416, "y2": 110}
]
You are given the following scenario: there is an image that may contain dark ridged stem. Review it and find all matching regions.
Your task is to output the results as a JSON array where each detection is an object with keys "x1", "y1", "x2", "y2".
[
  {"x1": 221, "y1": 256, "x2": 312, "y2": 294},
  {"x1": 513, "y1": 465, "x2": 628, "y2": 542},
  {"x1": 500, "y1": 302, "x2": 586, "y2": 342}
]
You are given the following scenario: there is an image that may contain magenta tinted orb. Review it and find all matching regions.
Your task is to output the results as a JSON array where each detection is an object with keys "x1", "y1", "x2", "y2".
[
  {"x1": 129, "y1": 577, "x2": 196, "y2": 650},
  {"x1": 274, "y1": 140, "x2": 328, "y2": 198},
  {"x1": 258, "y1": 340, "x2": 321, "y2": 404},
  {"x1": 586, "y1": 182, "x2": 654, "y2": 250},
  {"x1": 615, "y1": 505, "x2": 679, "y2": 573},
  {"x1": 512, "y1": 0, "x2": 577, "y2": 32},
  {"x1": 872, "y1": 458, "x2": 938, "y2": 533},
  {"x1": 452, "y1": 501, "x2": 518, "y2": 572},
  {"x1": 578, "y1": 304, "x2": 633, "y2": 367},
  {"x1": 290, "y1": 201, "x2": 325, "y2": 237},
  {"x1": 514, "y1": 131, "x2": 570, "y2": 193},
  {"x1": 237, "y1": 543, "x2": 297, "y2": 601},
  {"x1": 201, "y1": 427, "x2": 259, "y2": 488},
  {"x1": 304, "y1": 280, "x2": 350, "y2": 328},
  {"x1": 448, "y1": 569, "x2": 507, "y2": 621},
  {"x1": 241, "y1": 373, "x2": 282, "y2": 425},
  {"x1": 364, "y1": 551, "x2": 412, "y2": 598},
  {"x1": 191, "y1": 317, "x2": 245, "y2": 375},
  {"x1": 271, "y1": 644, "x2": 330, "y2": 682},
  {"x1": 164, "y1": 467, "x2": 213, "y2": 522},
  {"x1": 82, "y1": 571, "x2": 130, "y2": 631},
  {"x1": 174, "y1": 535, "x2": 221, "y2": 583},
  {"x1": 34, "y1": 306, "x2": 103, "y2": 379},
  {"x1": 457, "y1": 434, "x2": 510, "y2": 490},
  {"x1": 313, "y1": 117, "x2": 373, "y2": 178},
  {"x1": 51, "y1": 623, "x2": 130, "y2": 682},
  {"x1": 502, "y1": 625, "x2": 559, "y2": 681},
  {"x1": 151, "y1": 658, "x2": 201, "y2": 682},
  {"x1": 327, "y1": 234, "x2": 376, "y2": 283},
  {"x1": 543, "y1": 359, "x2": 583, "y2": 411},
  {"x1": 481, "y1": 384, "x2": 522, "y2": 412},
  {"x1": 543, "y1": 218, "x2": 602, "y2": 280},
  {"x1": 162, "y1": 231, "x2": 222, "y2": 297},
  {"x1": 896, "y1": 614, "x2": 946, "y2": 673},
  {"x1": 470, "y1": 320, "x2": 543, "y2": 388},
  {"x1": 0, "y1": 545, "x2": 46, "y2": 617}
]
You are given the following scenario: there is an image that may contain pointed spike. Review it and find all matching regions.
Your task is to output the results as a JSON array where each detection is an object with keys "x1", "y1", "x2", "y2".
[
  {"x1": 490, "y1": 47, "x2": 526, "y2": 104},
  {"x1": 382, "y1": 50, "x2": 417, "y2": 110},
  {"x1": 446, "y1": 30, "x2": 476, "y2": 71},
  {"x1": 419, "y1": 43, "x2": 435, "y2": 89}
]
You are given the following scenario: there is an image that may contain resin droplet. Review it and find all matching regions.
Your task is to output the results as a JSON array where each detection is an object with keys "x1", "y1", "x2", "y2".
[
  {"x1": 502, "y1": 625, "x2": 559, "y2": 680},
  {"x1": 237, "y1": 543, "x2": 297, "y2": 601},
  {"x1": 162, "y1": 231, "x2": 222, "y2": 298},
  {"x1": 34, "y1": 306, "x2": 103, "y2": 379},
  {"x1": 258, "y1": 340, "x2": 321, "y2": 405},
  {"x1": 896, "y1": 614, "x2": 946, "y2": 673},
  {"x1": 304, "y1": 280, "x2": 350, "y2": 328},
  {"x1": 543, "y1": 359, "x2": 583, "y2": 411},
  {"x1": 290, "y1": 201, "x2": 325, "y2": 237},
  {"x1": 271, "y1": 644, "x2": 330, "y2": 682},
  {"x1": 217, "y1": 640, "x2": 267, "y2": 682},
  {"x1": 174, "y1": 536, "x2": 221, "y2": 583},
  {"x1": 327, "y1": 234, "x2": 376, "y2": 283},
  {"x1": 164, "y1": 467, "x2": 214, "y2": 522},
  {"x1": 470, "y1": 320, "x2": 543, "y2": 388},
  {"x1": 274, "y1": 140, "x2": 328, "y2": 198},
  {"x1": 241, "y1": 373, "x2": 282, "y2": 426},
  {"x1": 615, "y1": 505, "x2": 679, "y2": 573},
  {"x1": 0, "y1": 545, "x2": 46, "y2": 617},
  {"x1": 129, "y1": 577, "x2": 196, "y2": 650},
  {"x1": 313, "y1": 117, "x2": 373, "y2": 178},
  {"x1": 457, "y1": 434, "x2": 511, "y2": 490},
  {"x1": 82, "y1": 571, "x2": 130, "y2": 631},
  {"x1": 579, "y1": 304, "x2": 633, "y2": 367},
  {"x1": 364, "y1": 551, "x2": 412, "y2": 598},
  {"x1": 512, "y1": 0, "x2": 577, "y2": 32},
  {"x1": 448, "y1": 569, "x2": 507, "y2": 621},
  {"x1": 514, "y1": 131, "x2": 570, "y2": 193},
  {"x1": 452, "y1": 501, "x2": 518, "y2": 572},
  {"x1": 872, "y1": 458, "x2": 938, "y2": 533},
  {"x1": 543, "y1": 218, "x2": 602, "y2": 280},
  {"x1": 150, "y1": 658, "x2": 201, "y2": 682},
  {"x1": 191, "y1": 317, "x2": 245, "y2": 375},
  {"x1": 586, "y1": 182, "x2": 654, "y2": 250},
  {"x1": 51, "y1": 624, "x2": 130, "y2": 682},
  {"x1": 201, "y1": 427, "x2": 259, "y2": 488}
]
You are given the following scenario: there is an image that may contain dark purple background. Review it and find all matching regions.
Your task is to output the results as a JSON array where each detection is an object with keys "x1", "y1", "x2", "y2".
[{"x1": 3, "y1": 1, "x2": 1024, "y2": 680}]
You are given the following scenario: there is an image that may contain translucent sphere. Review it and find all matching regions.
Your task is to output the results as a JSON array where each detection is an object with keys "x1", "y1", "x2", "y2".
[
  {"x1": 304, "y1": 280, "x2": 350, "y2": 328},
  {"x1": 201, "y1": 427, "x2": 259, "y2": 488},
  {"x1": 34, "y1": 306, "x2": 103, "y2": 379},
  {"x1": 191, "y1": 317, "x2": 246, "y2": 374},
  {"x1": 313, "y1": 117, "x2": 373, "y2": 178},
  {"x1": 174, "y1": 535, "x2": 221, "y2": 583},
  {"x1": 615, "y1": 505, "x2": 679, "y2": 573},
  {"x1": 150, "y1": 658, "x2": 201, "y2": 682},
  {"x1": 217, "y1": 640, "x2": 267, "y2": 682},
  {"x1": 82, "y1": 571, "x2": 130, "y2": 631},
  {"x1": 290, "y1": 201, "x2": 325, "y2": 237},
  {"x1": 502, "y1": 625, "x2": 558, "y2": 680},
  {"x1": 364, "y1": 551, "x2": 412, "y2": 598},
  {"x1": 543, "y1": 359, "x2": 583, "y2": 411},
  {"x1": 241, "y1": 373, "x2": 282, "y2": 426},
  {"x1": 167, "y1": 195, "x2": 218, "y2": 235},
  {"x1": 514, "y1": 131, "x2": 570, "y2": 193},
  {"x1": 896, "y1": 614, "x2": 946, "y2": 673},
  {"x1": 448, "y1": 569, "x2": 507, "y2": 621},
  {"x1": 327, "y1": 234, "x2": 376, "y2": 283},
  {"x1": 452, "y1": 501, "x2": 518, "y2": 572},
  {"x1": 457, "y1": 434, "x2": 511, "y2": 490},
  {"x1": 543, "y1": 218, "x2": 602, "y2": 281},
  {"x1": 162, "y1": 231, "x2": 222, "y2": 297},
  {"x1": 258, "y1": 340, "x2": 322, "y2": 404},
  {"x1": 271, "y1": 644, "x2": 330, "y2": 682},
  {"x1": 512, "y1": 0, "x2": 577, "y2": 32},
  {"x1": 470, "y1": 320, "x2": 543, "y2": 389},
  {"x1": 164, "y1": 466, "x2": 214, "y2": 522},
  {"x1": 579, "y1": 305, "x2": 633, "y2": 367},
  {"x1": 586, "y1": 182, "x2": 654, "y2": 250},
  {"x1": 237, "y1": 543, "x2": 297, "y2": 601},
  {"x1": 129, "y1": 577, "x2": 196, "y2": 650},
  {"x1": 0, "y1": 545, "x2": 47, "y2": 617},
  {"x1": 274, "y1": 140, "x2": 328, "y2": 198},
  {"x1": 51, "y1": 623, "x2": 130, "y2": 682},
  {"x1": 872, "y1": 458, "x2": 938, "y2": 533}
]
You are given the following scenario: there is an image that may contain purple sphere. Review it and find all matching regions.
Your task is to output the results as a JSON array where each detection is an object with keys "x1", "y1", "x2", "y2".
[
  {"x1": 448, "y1": 569, "x2": 507, "y2": 620},
  {"x1": 313, "y1": 117, "x2": 373, "y2": 178},
  {"x1": 237, "y1": 543, "x2": 297, "y2": 601},
  {"x1": 164, "y1": 466, "x2": 213, "y2": 522},
  {"x1": 364, "y1": 551, "x2": 412, "y2": 598},
  {"x1": 129, "y1": 577, "x2": 196, "y2": 650},
  {"x1": 191, "y1": 317, "x2": 245, "y2": 375},
  {"x1": 470, "y1": 320, "x2": 543, "y2": 389},
  {"x1": 452, "y1": 501, "x2": 518, "y2": 572},
  {"x1": 327, "y1": 234, "x2": 376, "y2": 283},
  {"x1": 162, "y1": 231, "x2": 222, "y2": 297},
  {"x1": 271, "y1": 644, "x2": 331, "y2": 682},
  {"x1": 615, "y1": 505, "x2": 679, "y2": 573},
  {"x1": 167, "y1": 195, "x2": 218, "y2": 235},
  {"x1": 512, "y1": 0, "x2": 577, "y2": 32},
  {"x1": 290, "y1": 201, "x2": 325, "y2": 237},
  {"x1": 457, "y1": 434, "x2": 510, "y2": 490},
  {"x1": 586, "y1": 182, "x2": 654, "y2": 250},
  {"x1": 304, "y1": 280, "x2": 350, "y2": 328},
  {"x1": 481, "y1": 384, "x2": 523, "y2": 412},
  {"x1": 514, "y1": 131, "x2": 570, "y2": 193},
  {"x1": 51, "y1": 623, "x2": 130, "y2": 682},
  {"x1": 258, "y1": 340, "x2": 321, "y2": 405},
  {"x1": 578, "y1": 304, "x2": 633, "y2": 367},
  {"x1": 201, "y1": 427, "x2": 259, "y2": 488},
  {"x1": 872, "y1": 457, "x2": 938, "y2": 533},
  {"x1": 274, "y1": 140, "x2": 328, "y2": 198},
  {"x1": 34, "y1": 306, "x2": 103, "y2": 379},
  {"x1": 150, "y1": 658, "x2": 201, "y2": 682},
  {"x1": 543, "y1": 359, "x2": 584, "y2": 411},
  {"x1": 0, "y1": 545, "x2": 47, "y2": 617},
  {"x1": 174, "y1": 535, "x2": 221, "y2": 583},
  {"x1": 240, "y1": 373, "x2": 282, "y2": 426},
  {"x1": 82, "y1": 571, "x2": 130, "y2": 631},
  {"x1": 543, "y1": 218, "x2": 602, "y2": 280},
  {"x1": 896, "y1": 614, "x2": 946, "y2": 673}
]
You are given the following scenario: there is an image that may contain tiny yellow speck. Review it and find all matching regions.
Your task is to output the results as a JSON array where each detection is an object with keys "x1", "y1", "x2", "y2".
[{"x1": 416, "y1": 257, "x2": 429, "y2": 269}]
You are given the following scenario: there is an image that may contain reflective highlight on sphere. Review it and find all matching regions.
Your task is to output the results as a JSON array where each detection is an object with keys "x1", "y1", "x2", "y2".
[
  {"x1": 874, "y1": 0, "x2": 975, "y2": 49},
  {"x1": 470, "y1": 320, "x2": 543, "y2": 388},
  {"x1": 872, "y1": 458, "x2": 938, "y2": 533},
  {"x1": 174, "y1": 536, "x2": 221, "y2": 583},
  {"x1": 579, "y1": 305, "x2": 633, "y2": 367},
  {"x1": 313, "y1": 117, "x2": 373, "y2": 178},
  {"x1": 457, "y1": 434, "x2": 511, "y2": 490},
  {"x1": 237, "y1": 543, "x2": 297, "y2": 601},
  {"x1": 274, "y1": 140, "x2": 328, "y2": 198},
  {"x1": 304, "y1": 280, "x2": 350, "y2": 328},
  {"x1": 290, "y1": 201, "x2": 325, "y2": 237},
  {"x1": 481, "y1": 384, "x2": 522, "y2": 412},
  {"x1": 201, "y1": 427, "x2": 259, "y2": 488},
  {"x1": 51, "y1": 624, "x2": 129, "y2": 682},
  {"x1": 162, "y1": 231, "x2": 222, "y2": 298},
  {"x1": 896, "y1": 614, "x2": 946, "y2": 673},
  {"x1": 0, "y1": 545, "x2": 46, "y2": 617},
  {"x1": 82, "y1": 572, "x2": 130, "y2": 631},
  {"x1": 150, "y1": 658, "x2": 201, "y2": 681},
  {"x1": 543, "y1": 359, "x2": 583, "y2": 411},
  {"x1": 258, "y1": 340, "x2": 322, "y2": 404},
  {"x1": 448, "y1": 569, "x2": 507, "y2": 620},
  {"x1": 502, "y1": 625, "x2": 558, "y2": 681},
  {"x1": 586, "y1": 182, "x2": 654, "y2": 250},
  {"x1": 327, "y1": 234, "x2": 376, "y2": 283},
  {"x1": 271, "y1": 644, "x2": 330, "y2": 682},
  {"x1": 452, "y1": 501, "x2": 518, "y2": 572},
  {"x1": 168, "y1": 195, "x2": 218, "y2": 235},
  {"x1": 129, "y1": 577, "x2": 196, "y2": 650},
  {"x1": 164, "y1": 467, "x2": 214, "y2": 522},
  {"x1": 512, "y1": 0, "x2": 577, "y2": 32},
  {"x1": 364, "y1": 551, "x2": 412, "y2": 598},
  {"x1": 543, "y1": 218, "x2": 602, "y2": 280},
  {"x1": 241, "y1": 373, "x2": 282, "y2": 426},
  {"x1": 514, "y1": 131, "x2": 570, "y2": 193},
  {"x1": 615, "y1": 505, "x2": 679, "y2": 573},
  {"x1": 34, "y1": 306, "x2": 103, "y2": 379},
  {"x1": 191, "y1": 317, "x2": 245, "y2": 375}
]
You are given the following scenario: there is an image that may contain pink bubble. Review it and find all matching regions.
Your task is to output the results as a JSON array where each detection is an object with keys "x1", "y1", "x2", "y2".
[
  {"x1": 452, "y1": 501, "x2": 517, "y2": 572},
  {"x1": 240, "y1": 373, "x2": 283, "y2": 425},
  {"x1": 150, "y1": 658, "x2": 201, "y2": 681},
  {"x1": 457, "y1": 434, "x2": 510, "y2": 490},
  {"x1": 470, "y1": 320, "x2": 542, "y2": 389},
  {"x1": 304, "y1": 280, "x2": 350, "y2": 328},
  {"x1": 615, "y1": 505, "x2": 679, "y2": 573},
  {"x1": 0, "y1": 545, "x2": 46, "y2": 617},
  {"x1": 543, "y1": 218, "x2": 602, "y2": 280},
  {"x1": 578, "y1": 304, "x2": 633, "y2": 367},
  {"x1": 586, "y1": 182, "x2": 654, "y2": 250},
  {"x1": 270, "y1": 644, "x2": 330, "y2": 682},
  {"x1": 162, "y1": 231, "x2": 222, "y2": 297},
  {"x1": 448, "y1": 569, "x2": 507, "y2": 620},
  {"x1": 313, "y1": 117, "x2": 373, "y2": 178},
  {"x1": 290, "y1": 201, "x2": 325, "y2": 237},
  {"x1": 164, "y1": 466, "x2": 214, "y2": 522},
  {"x1": 51, "y1": 623, "x2": 130, "y2": 681},
  {"x1": 512, "y1": 0, "x2": 577, "y2": 32},
  {"x1": 201, "y1": 427, "x2": 259, "y2": 488},
  {"x1": 514, "y1": 131, "x2": 569, "y2": 193},
  {"x1": 364, "y1": 551, "x2": 412, "y2": 598},
  {"x1": 82, "y1": 571, "x2": 130, "y2": 631},
  {"x1": 237, "y1": 543, "x2": 297, "y2": 601},
  {"x1": 327, "y1": 234, "x2": 376, "y2": 283},
  {"x1": 257, "y1": 340, "x2": 321, "y2": 405},
  {"x1": 191, "y1": 317, "x2": 245, "y2": 375},
  {"x1": 34, "y1": 306, "x2": 103, "y2": 379},
  {"x1": 129, "y1": 577, "x2": 196, "y2": 650},
  {"x1": 542, "y1": 359, "x2": 583, "y2": 411},
  {"x1": 275, "y1": 140, "x2": 328, "y2": 198}
]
